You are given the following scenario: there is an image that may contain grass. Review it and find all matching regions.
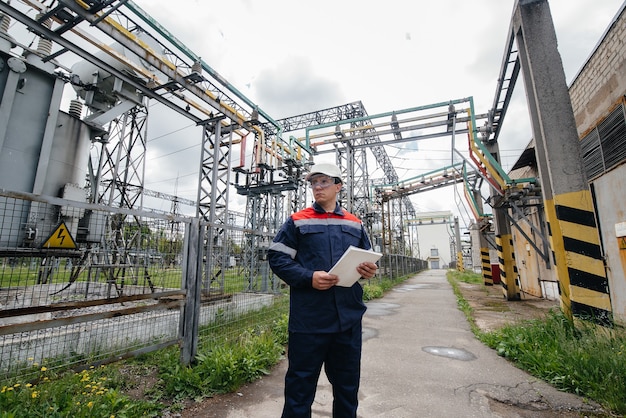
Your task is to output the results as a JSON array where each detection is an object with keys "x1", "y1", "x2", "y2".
[
  {"x1": 446, "y1": 269, "x2": 483, "y2": 334},
  {"x1": 448, "y1": 269, "x2": 626, "y2": 416},
  {"x1": 0, "y1": 365, "x2": 163, "y2": 418},
  {"x1": 0, "y1": 272, "x2": 411, "y2": 417},
  {"x1": 0, "y1": 302, "x2": 289, "y2": 417}
]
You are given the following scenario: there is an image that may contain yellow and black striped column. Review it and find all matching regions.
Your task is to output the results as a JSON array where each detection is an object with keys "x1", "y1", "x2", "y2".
[
  {"x1": 545, "y1": 191, "x2": 612, "y2": 323},
  {"x1": 496, "y1": 234, "x2": 520, "y2": 300},
  {"x1": 481, "y1": 247, "x2": 493, "y2": 286}
]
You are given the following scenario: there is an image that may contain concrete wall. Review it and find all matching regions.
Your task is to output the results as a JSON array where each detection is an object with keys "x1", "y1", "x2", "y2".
[
  {"x1": 508, "y1": 147, "x2": 559, "y2": 300},
  {"x1": 570, "y1": 4, "x2": 626, "y2": 325}
]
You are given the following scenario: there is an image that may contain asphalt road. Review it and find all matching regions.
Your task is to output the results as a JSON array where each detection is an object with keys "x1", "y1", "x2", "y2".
[{"x1": 181, "y1": 269, "x2": 606, "y2": 417}]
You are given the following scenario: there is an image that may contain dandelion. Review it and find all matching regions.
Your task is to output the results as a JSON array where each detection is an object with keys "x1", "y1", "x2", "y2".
[
  {"x1": 31, "y1": 391, "x2": 38, "y2": 399},
  {"x1": 87, "y1": 401, "x2": 94, "y2": 408},
  {"x1": 27, "y1": 357, "x2": 34, "y2": 361},
  {"x1": 40, "y1": 366, "x2": 47, "y2": 372},
  {"x1": 13, "y1": 383, "x2": 20, "y2": 388},
  {"x1": 25, "y1": 383, "x2": 32, "y2": 388}
]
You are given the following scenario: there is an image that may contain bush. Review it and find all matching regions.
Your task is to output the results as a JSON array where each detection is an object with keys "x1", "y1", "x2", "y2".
[{"x1": 158, "y1": 315, "x2": 288, "y2": 400}]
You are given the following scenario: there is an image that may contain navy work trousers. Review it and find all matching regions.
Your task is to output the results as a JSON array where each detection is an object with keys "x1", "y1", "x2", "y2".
[{"x1": 281, "y1": 322, "x2": 362, "y2": 418}]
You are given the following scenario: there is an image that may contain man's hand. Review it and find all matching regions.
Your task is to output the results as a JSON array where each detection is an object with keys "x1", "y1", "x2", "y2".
[
  {"x1": 312, "y1": 271, "x2": 339, "y2": 290},
  {"x1": 357, "y1": 261, "x2": 378, "y2": 280}
]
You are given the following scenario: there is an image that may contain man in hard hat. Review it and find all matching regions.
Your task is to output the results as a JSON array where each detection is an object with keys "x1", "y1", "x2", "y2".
[{"x1": 268, "y1": 162, "x2": 378, "y2": 418}]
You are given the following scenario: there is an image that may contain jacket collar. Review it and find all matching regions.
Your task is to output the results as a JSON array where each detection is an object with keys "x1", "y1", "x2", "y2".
[{"x1": 312, "y1": 201, "x2": 344, "y2": 216}]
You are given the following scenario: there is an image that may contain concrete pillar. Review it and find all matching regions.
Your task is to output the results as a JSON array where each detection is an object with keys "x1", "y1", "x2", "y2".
[
  {"x1": 514, "y1": 0, "x2": 611, "y2": 323},
  {"x1": 486, "y1": 141, "x2": 520, "y2": 300},
  {"x1": 473, "y1": 190, "x2": 493, "y2": 285}
]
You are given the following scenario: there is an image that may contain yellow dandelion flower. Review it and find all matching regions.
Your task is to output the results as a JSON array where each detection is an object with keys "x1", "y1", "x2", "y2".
[
  {"x1": 25, "y1": 383, "x2": 32, "y2": 388},
  {"x1": 40, "y1": 367, "x2": 47, "y2": 372},
  {"x1": 7, "y1": 387, "x2": 13, "y2": 391},
  {"x1": 33, "y1": 363, "x2": 39, "y2": 367},
  {"x1": 96, "y1": 391, "x2": 104, "y2": 395},
  {"x1": 27, "y1": 357, "x2": 34, "y2": 361},
  {"x1": 13, "y1": 384, "x2": 20, "y2": 388},
  {"x1": 85, "y1": 384, "x2": 91, "y2": 389},
  {"x1": 1, "y1": 387, "x2": 6, "y2": 393},
  {"x1": 31, "y1": 391, "x2": 38, "y2": 399},
  {"x1": 87, "y1": 401, "x2": 94, "y2": 408}
]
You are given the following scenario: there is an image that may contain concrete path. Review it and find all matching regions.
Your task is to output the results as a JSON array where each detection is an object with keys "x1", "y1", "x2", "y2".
[{"x1": 214, "y1": 269, "x2": 602, "y2": 417}]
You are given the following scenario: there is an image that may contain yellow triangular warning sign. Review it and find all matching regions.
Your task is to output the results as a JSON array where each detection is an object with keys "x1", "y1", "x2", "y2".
[{"x1": 41, "y1": 221, "x2": 77, "y2": 249}]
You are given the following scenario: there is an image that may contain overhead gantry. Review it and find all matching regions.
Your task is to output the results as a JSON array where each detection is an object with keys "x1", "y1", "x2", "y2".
[{"x1": 0, "y1": 0, "x2": 297, "y2": 293}]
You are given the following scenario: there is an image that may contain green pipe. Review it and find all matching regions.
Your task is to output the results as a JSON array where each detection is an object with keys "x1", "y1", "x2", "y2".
[
  {"x1": 126, "y1": 1, "x2": 281, "y2": 132},
  {"x1": 304, "y1": 97, "x2": 473, "y2": 148}
]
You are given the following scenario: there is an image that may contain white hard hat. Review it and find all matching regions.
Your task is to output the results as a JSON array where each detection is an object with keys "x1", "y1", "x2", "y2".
[{"x1": 305, "y1": 163, "x2": 343, "y2": 182}]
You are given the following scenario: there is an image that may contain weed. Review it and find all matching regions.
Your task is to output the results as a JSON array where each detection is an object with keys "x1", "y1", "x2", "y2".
[
  {"x1": 448, "y1": 270, "x2": 626, "y2": 415},
  {"x1": 0, "y1": 365, "x2": 162, "y2": 417}
]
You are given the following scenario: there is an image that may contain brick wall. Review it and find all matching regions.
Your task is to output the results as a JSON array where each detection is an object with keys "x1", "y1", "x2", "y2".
[{"x1": 569, "y1": 6, "x2": 626, "y2": 137}]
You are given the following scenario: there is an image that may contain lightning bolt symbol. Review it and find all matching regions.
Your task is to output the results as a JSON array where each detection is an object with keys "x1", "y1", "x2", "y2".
[{"x1": 56, "y1": 227, "x2": 66, "y2": 245}]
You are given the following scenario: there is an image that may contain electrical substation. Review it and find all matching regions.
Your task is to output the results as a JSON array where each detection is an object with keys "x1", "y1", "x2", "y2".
[{"x1": 0, "y1": 0, "x2": 625, "y2": 380}]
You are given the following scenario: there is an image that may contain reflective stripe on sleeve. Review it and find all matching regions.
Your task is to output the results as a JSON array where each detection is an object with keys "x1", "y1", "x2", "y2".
[{"x1": 269, "y1": 241, "x2": 297, "y2": 259}]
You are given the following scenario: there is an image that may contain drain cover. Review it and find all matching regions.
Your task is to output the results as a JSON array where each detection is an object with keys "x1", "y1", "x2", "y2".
[{"x1": 422, "y1": 346, "x2": 476, "y2": 361}]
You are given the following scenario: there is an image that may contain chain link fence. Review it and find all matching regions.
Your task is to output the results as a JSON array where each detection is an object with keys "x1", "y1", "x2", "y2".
[
  {"x1": 0, "y1": 190, "x2": 423, "y2": 381},
  {"x1": 0, "y1": 190, "x2": 192, "y2": 380}
]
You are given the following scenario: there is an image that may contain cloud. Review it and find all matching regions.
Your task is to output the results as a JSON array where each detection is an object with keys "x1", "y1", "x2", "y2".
[{"x1": 252, "y1": 56, "x2": 345, "y2": 118}]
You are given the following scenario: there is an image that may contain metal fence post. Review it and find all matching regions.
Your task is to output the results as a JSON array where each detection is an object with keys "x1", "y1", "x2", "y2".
[{"x1": 180, "y1": 218, "x2": 202, "y2": 366}]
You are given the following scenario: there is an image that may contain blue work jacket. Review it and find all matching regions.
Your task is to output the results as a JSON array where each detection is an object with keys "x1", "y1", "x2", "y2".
[{"x1": 268, "y1": 202, "x2": 373, "y2": 333}]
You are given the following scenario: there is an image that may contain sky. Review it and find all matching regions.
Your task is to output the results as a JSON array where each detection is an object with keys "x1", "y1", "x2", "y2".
[
  {"x1": 116, "y1": 0, "x2": 623, "y2": 262},
  {"x1": 6, "y1": 0, "x2": 617, "y2": 262},
  {"x1": 114, "y1": 0, "x2": 624, "y2": 263}
]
